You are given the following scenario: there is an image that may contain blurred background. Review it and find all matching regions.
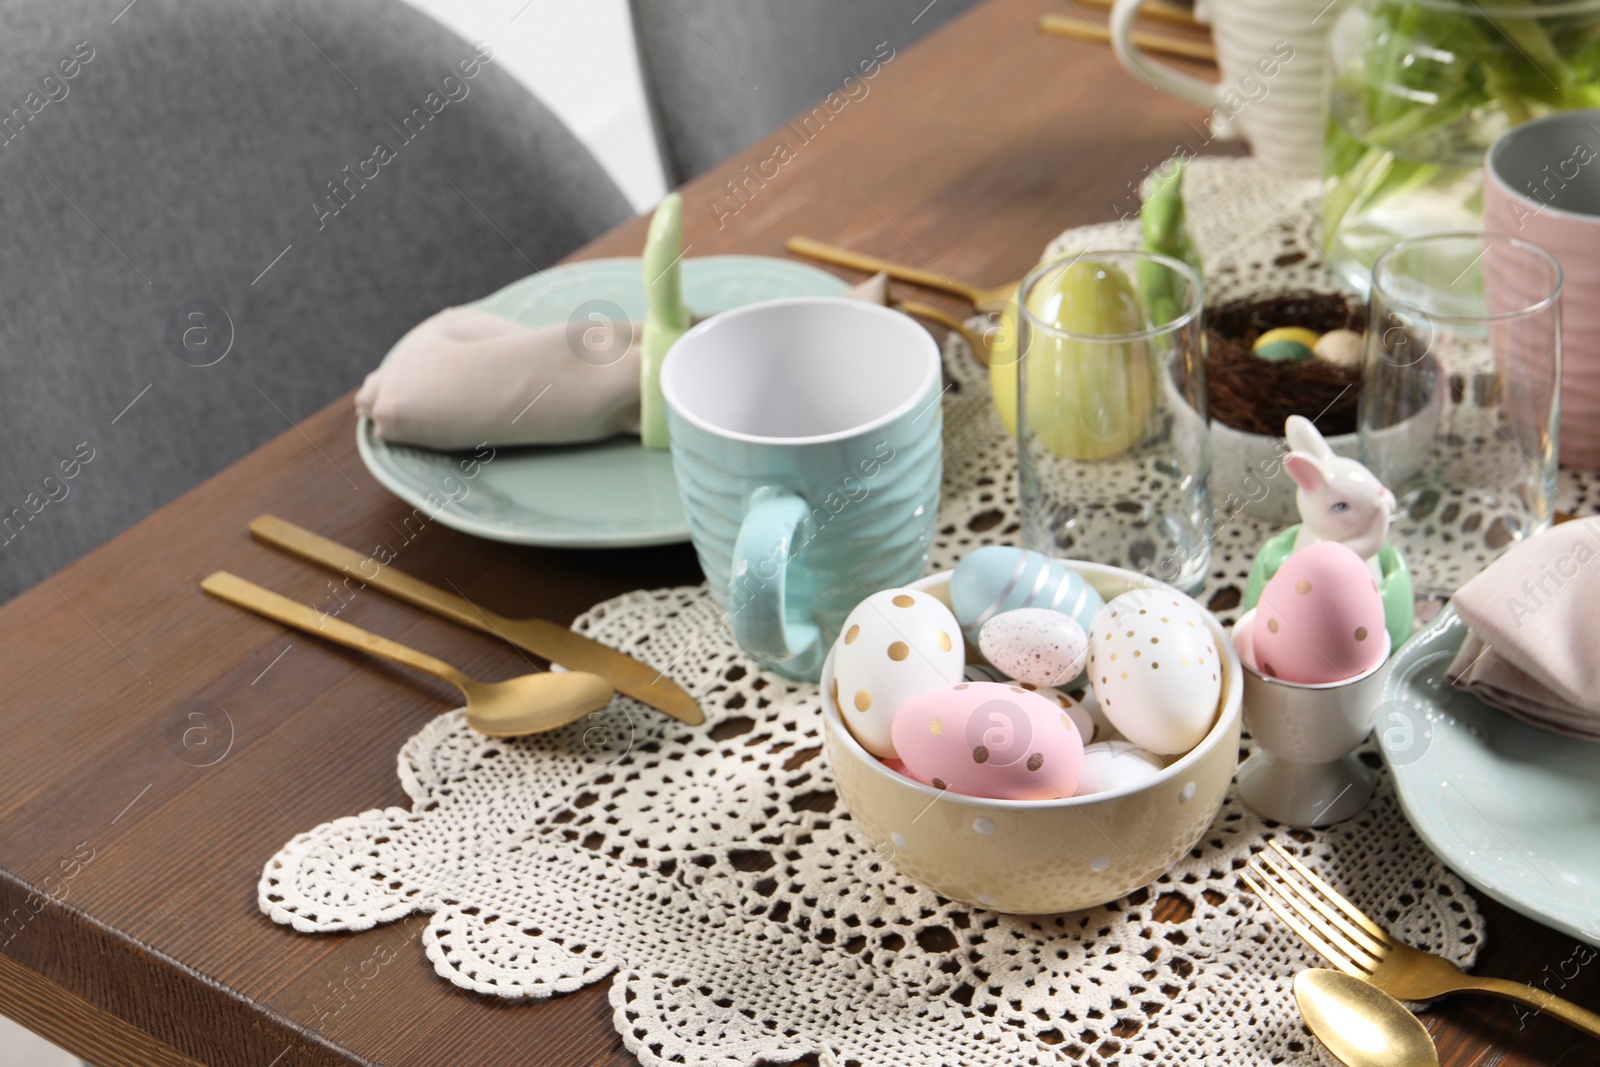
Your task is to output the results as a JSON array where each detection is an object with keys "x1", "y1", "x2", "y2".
[{"x1": 400, "y1": 0, "x2": 669, "y2": 210}]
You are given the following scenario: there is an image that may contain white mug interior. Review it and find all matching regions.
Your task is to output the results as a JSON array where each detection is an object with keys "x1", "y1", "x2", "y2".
[{"x1": 660, "y1": 297, "x2": 940, "y2": 444}]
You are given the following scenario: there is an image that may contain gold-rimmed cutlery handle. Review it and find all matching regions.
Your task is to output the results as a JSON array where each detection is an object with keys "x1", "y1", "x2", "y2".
[
  {"x1": 786, "y1": 237, "x2": 982, "y2": 305},
  {"x1": 249, "y1": 514, "x2": 704, "y2": 727},
  {"x1": 1464, "y1": 976, "x2": 1600, "y2": 1040},
  {"x1": 1038, "y1": 14, "x2": 1218, "y2": 63},
  {"x1": 249, "y1": 515, "x2": 499, "y2": 636},
  {"x1": 1075, "y1": 0, "x2": 1200, "y2": 28},
  {"x1": 201, "y1": 571, "x2": 471, "y2": 694},
  {"x1": 898, "y1": 301, "x2": 991, "y2": 366}
]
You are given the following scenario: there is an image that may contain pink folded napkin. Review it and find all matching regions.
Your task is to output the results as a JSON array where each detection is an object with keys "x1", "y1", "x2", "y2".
[
  {"x1": 1447, "y1": 517, "x2": 1600, "y2": 742},
  {"x1": 357, "y1": 273, "x2": 889, "y2": 450}
]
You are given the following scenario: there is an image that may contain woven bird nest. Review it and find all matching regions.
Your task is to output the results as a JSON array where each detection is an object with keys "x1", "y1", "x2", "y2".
[{"x1": 1206, "y1": 291, "x2": 1366, "y2": 437}]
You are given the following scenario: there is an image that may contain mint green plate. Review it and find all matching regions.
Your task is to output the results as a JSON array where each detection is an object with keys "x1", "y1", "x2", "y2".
[
  {"x1": 1379, "y1": 608, "x2": 1600, "y2": 946},
  {"x1": 356, "y1": 256, "x2": 848, "y2": 548}
]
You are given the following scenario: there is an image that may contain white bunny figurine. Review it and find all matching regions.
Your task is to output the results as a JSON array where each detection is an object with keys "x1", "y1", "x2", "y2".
[{"x1": 1282, "y1": 415, "x2": 1395, "y2": 580}]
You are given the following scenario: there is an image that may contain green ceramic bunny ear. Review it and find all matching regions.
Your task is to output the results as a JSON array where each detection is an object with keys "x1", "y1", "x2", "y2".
[
  {"x1": 641, "y1": 193, "x2": 692, "y2": 449},
  {"x1": 1138, "y1": 159, "x2": 1203, "y2": 328}
]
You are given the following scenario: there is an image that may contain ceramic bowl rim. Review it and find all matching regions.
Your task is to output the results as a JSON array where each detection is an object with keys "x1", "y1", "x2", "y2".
[{"x1": 821, "y1": 560, "x2": 1243, "y2": 811}]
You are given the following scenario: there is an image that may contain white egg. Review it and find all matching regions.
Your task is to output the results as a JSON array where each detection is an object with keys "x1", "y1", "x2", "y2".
[
  {"x1": 1074, "y1": 741, "x2": 1165, "y2": 796},
  {"x1": 1087, "y1": 590, "x2": 1222, "y2": 755},
  {"x1": 831, "y1": 588, "x2": 965, "y2": 758},
  {"x1": 1006, "y1": 683, "x2": 1095, "y2": 743},
  {"x1": 977, "y1": 608, "x2": 1089, "y2": 687}
]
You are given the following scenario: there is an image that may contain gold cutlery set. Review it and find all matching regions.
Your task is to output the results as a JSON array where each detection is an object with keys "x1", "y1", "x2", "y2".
[
  {"x1": 203, "y1": 515, "x2": 703, "y2": 736},
  {"x1": 1246, "y1": 840, "x2": 1600, "y2": 1063}
]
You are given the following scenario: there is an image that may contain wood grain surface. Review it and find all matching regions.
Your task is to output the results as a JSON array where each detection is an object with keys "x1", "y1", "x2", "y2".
[{"x1": 0, "y1": 0, "x2": 1594, "y2": 1063}]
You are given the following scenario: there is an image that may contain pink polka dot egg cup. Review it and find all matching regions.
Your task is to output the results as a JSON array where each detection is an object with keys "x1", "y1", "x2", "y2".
[{"x1": 821, "y1": 561, "x2": 1243, "y2": 915}]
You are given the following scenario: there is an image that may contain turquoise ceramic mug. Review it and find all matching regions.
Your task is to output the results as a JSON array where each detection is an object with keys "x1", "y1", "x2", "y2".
[{"x1": 661, "y1": 297, "x2": 943, "y2": 681}]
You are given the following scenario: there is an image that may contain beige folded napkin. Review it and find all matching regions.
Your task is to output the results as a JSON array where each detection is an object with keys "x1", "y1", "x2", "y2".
[
  {"x1": 1447, "y1": 517, "x2": 1600, "y2": 741},
  {"x1": 357, "y1": 273, "x2": 889, "y2": 450}
]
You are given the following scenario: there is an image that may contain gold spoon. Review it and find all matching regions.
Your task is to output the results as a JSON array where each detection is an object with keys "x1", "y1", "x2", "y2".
[
  {"x1": 202, "y1": 572, "x2": 615, "y2": 738},
  {"x1": 897, "y1": 300, "x2": 998, "y2": 365},
  {"x1": 786, "y1": 236, "x2": 1020, "y2": 312},
  {"x1": 1295, "y1": 969, "x2": 1438, "y2": 1067}
]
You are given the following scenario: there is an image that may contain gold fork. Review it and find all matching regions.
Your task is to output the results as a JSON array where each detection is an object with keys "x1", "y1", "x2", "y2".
[{"x1": 1243, "y1": 840, "x2": 1600, "y2": 1039}]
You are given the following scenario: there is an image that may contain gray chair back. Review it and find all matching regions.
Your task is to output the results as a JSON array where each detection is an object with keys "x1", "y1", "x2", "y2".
[
  {"x1": 630, "y1": 0, "x2": 986, "y2": 186},
  {"x1": 0, "y1": 0, "x2": 629, "y2": 603}
]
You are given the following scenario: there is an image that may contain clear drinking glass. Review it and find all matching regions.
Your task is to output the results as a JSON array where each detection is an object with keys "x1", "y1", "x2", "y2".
[
  {"x1": 1016, "y1": 251, "x2": 1211, "y2": 592},
  {"x1": 1359, "y1": 232, "x2": 1561, "y2": 603}
]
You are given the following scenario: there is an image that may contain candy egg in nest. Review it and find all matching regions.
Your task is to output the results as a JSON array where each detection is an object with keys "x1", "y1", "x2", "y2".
[
  {"x1": 831, "y1": 588, "x2": 964, "y2": 758},
  {"x1": 1251, "y1": 540, "x2": 1386, "y2": 684},
  {"x1": 1088, "y1": 591, "x2": 1221, "y2": 755},
  {"x1": 977, "y1": 607, "x2": 1089, "y2": 687},
  {"x1": 891, "y1": 681, "x2": 1085, "y2": 800}
]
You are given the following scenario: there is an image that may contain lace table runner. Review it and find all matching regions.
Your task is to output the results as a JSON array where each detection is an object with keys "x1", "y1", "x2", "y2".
[{"x1": 263, "y1": 158, "x2": 1600, "y2": 1066}]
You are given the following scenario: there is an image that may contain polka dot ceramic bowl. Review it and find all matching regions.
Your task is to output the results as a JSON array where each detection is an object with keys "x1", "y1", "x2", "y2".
[{"x1": 821, "y1": 561, "x2": 1243, "y2": 915}]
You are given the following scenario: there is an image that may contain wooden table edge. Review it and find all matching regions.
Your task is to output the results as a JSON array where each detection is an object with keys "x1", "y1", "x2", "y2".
[{"x1": 0, "y1": 867, "x2": 366, "y2": 1067}]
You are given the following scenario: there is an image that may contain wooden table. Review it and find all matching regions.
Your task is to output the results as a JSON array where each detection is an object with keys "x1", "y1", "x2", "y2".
[{"x1": 0, "y1": 1, "x2": 1594, "y2": 1064}]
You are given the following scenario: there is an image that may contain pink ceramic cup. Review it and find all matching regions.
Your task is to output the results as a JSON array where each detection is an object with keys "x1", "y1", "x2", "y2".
[{"x1": 1485, "y1": 111, "x2": 1600, "y2": 468}]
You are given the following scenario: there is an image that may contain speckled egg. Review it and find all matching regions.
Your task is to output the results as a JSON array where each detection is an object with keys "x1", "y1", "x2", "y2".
[
  {"x1": 977, "y1": 608, "x2": 1089, "y2": 687},
  {"x1": 1075, "y1": 741, "x2": 1165, "y2": 796},
  {"x1": 1087, "y1": 590, "x2": 1222, "y2": 755},
  {"x1": 832, "y1": 588, "x2": 965, "y2": 758},
  {"x1": 1251, "y1": 540, "x2": 1387, "y2": 684},
  {"x1": 949, "y1": 546, "x2": 1105, "y2": 645},
  {"x1": 1008, "y1": 682, "x2": 1095, "y2": 743},
  {"x1": 891, "y1": 681, "x2": 1085, "y2": 800}
]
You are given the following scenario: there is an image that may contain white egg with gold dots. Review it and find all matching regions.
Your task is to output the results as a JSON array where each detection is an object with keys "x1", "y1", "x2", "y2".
[
  {"x1": 832, "y1": 588, "x2": 965, "y2": 758},
  {"x1": 1087, "y1": 590, "x2": 1222, "y2": 755}
]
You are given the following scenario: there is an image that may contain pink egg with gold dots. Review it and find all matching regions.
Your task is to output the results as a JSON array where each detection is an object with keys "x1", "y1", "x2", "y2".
[
  {"x1": 890, "y1": 681, "x2": 1084, "y2": 800},
  {"x1": 1251, "y1": 541, "x2": 1387, "y2": 684}
]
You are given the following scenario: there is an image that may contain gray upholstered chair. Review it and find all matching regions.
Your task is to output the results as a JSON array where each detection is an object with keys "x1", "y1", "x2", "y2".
[
  {"x1": 0, "y1": 0, "x2": 629, "y2": 604},
  {"x1": 629, "y1": 0, "x2": 986, "y2": 185}
]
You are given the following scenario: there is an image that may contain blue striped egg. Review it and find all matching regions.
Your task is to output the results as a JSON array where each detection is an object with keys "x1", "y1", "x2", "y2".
[{"x1": 949, "y1": 546, "x2": 1105, "y2": 645}]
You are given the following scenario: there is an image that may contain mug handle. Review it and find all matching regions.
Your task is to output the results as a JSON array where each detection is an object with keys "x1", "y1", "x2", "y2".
[
  {"x1": 1109, "y1": 0, "x2": 1223, "y2": 110},
  {"x1": 729, "y1": 486, "x2": 822, "y2": 675}
]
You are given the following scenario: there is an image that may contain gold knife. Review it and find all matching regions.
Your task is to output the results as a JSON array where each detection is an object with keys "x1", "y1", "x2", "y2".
[{"x1": 247, "y1": 514, "x2": 703, "y2": 726}]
